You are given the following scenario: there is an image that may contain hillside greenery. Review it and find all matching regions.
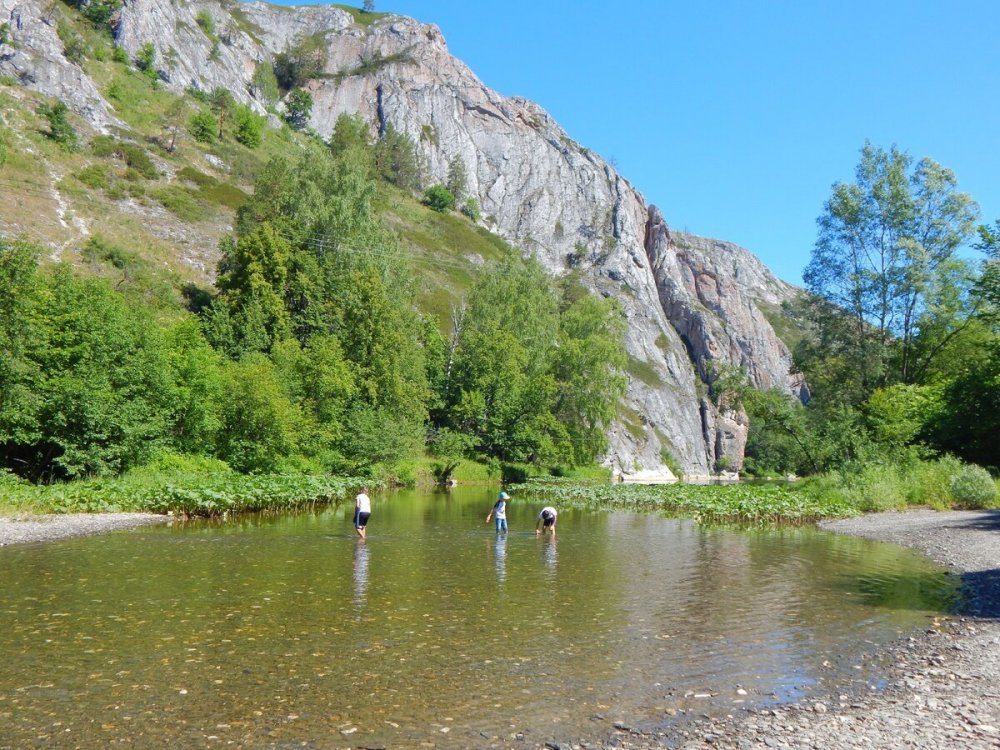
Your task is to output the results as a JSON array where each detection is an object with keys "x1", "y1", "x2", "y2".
[
  {"x1": 1, "y1": 3, "x2": 995, "y2": 519},
  {"x1": 0, "y1": 16, "x2": 629, "y2": 516}
]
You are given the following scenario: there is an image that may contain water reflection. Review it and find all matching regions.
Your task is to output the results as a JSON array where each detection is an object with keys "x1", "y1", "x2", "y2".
[
  {"x1": 353, "y1": 539, "x2": 369, "y2": 613},
  {"x1": 494, "y1": 533, "x2": 507, "y2": 585},
  {"x1": 0, "y1": 488, "x2": 959, "y2": 749},
  {"x1": 541, "y1": 534, "x2": 557, "y2": 579}
]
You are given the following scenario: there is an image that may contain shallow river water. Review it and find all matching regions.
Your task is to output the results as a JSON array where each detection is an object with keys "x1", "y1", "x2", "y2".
[{"x1": 0, "y1": 488, "x2": 957, "y2": 747}]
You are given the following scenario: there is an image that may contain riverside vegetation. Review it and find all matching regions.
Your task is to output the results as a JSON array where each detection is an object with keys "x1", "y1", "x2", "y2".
[
  {"x1": 0, "y1": 2, "x2": 628, "y2": 516},
  {"x1": 1, "y1": 3, "x2": 998, "y2": 519}
]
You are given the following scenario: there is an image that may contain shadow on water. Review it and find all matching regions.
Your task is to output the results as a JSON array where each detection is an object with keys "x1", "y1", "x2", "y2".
[
  {"x1": 939, "y1": 510, "x2": 1000, "y2": 619},
  {"x1": 961, "y1": 569, "x2": 1000, "y2": 618},
  {"x1": 838, "y1": 570, "x2": 962, "y2": 613}
]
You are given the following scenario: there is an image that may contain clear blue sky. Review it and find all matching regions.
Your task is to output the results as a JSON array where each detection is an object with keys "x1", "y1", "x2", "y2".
[{"x1": 313, "y1": 1, "x2": 999, "y2": 284}]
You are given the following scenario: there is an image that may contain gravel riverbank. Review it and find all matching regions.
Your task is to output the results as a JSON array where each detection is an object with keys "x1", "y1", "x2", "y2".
[
  {"x1": 583, "y1": 509, "x2": 1000, "y2": 750},
  {"x1": 0, "y1": 512, "x2": 169, "y2": 545}
]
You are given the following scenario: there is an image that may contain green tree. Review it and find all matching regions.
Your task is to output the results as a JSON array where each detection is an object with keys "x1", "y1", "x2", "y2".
[
  {"x1": 217, "y1": 353, "x2": 304, "y2": 473},
  {"x1": 284, "y1": 88, "x2": 312, "y2": 131},
  {"x1": 188, "y1": 108, "x2": 216, "y2": 143},
  {"x1": 209, "y1": 87, "x2": 235, "y2": 139},
  {"x1": 0, "y1": 238, "x2": 42, "y2": 470},
  {"x1": 38, "y1": 100, "x2": 78, "y2": 150},
  {"x1": 442, "y1": 256, "x2": 563, "y2": 463},
  {"x1": 374, "y1": 122, "x2": 421, "y2": 189},
  {"x1": 162, "y1": 319, "x2": 225, "y2": 455},
  {"x1": 212, "y1": 223, "x2": 292, "y2": 354},
  {"x1": 423, "y1": 184, "x2": 455, "y2": 212},
  {"x1": 551, "y1": 291, "x2": 627, "y2": 465},
  {"x1": 251, "y1": 62, "x2": 281, "y2": 105},
  {"x1": 2, "y1": 268, "x2": 173, "y2": 479},
  {"x1": 446, "y1": 156, "x2": 467, "y2": 200},
  {"x1": 232, "y1": 103, "x2": 265, "y2": 148},
  {"x1": 802, "y1": 142, "x2": 979, "y2": 403},
  {"x1": 273, "y1": 34, "x2": 328, "y2": 91}
]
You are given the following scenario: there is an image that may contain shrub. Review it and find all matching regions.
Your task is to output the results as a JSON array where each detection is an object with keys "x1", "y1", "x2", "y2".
[
  {"x1": 460, "y1": 197, "x2": 480, "y2": 221},
  {"x1": 232, "y1": 104, "x2": 265, "y2": 148},
  {"x1": 195, "y1": 10, "x2": 215, "y2": 36},
  {"x1": 75, "y1": 163, "x2": 111, "y2": 190},
  {"x1": 136, "y1": 42, "x2": 158, "y2": 80},
  {"x1": 91, "y1": 136, "x2": 160, "y2": 178},
  {"x1": 189, "y1": 109, "x2": 217, "y2": 143},
  {"x1": 38, "y1": 100, "x2": 78, "y2": 150},
  {"x1": 903, "y1": 455, "x2": 962, "y2": 510},
  {"x1": 57, "y1": 21, "x2": 86, "y2": 64},
  {"x1": 423, "y1": 184, "x2": 455, "y2": 212},
  {"x1": 112, "y1": 46, "x2": 129, "y2": 64},
  {"x1": 950, "y1": 464, "x2": 998, "y2": 508},
  {"x1": 151, "y1": 185, "x2": 211, "y2": 222},
  {"x1": 251, "y1": 62, "x2": 280, "y2": 105}
]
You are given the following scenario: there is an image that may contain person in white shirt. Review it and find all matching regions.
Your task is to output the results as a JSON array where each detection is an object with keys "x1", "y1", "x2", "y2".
[
  {"x1": 354, "y1": 487, "x2": 372, "y2": 539},
  {"x1": 486, "y1": 490, "x2": 510, "y2": 534},
  {"x1": 535, "y1": 506, "x2": 557, "y2": 536}
]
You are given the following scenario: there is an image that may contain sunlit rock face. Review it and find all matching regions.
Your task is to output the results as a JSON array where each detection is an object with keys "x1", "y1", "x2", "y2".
[{"x1": 2, "y1": 0, "x2": 803, "y2": 478}]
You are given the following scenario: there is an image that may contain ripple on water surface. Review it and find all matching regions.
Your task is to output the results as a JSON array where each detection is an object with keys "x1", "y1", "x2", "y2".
[{"x1": 0, "y1": 488, "x2": 957, "y2": 746}]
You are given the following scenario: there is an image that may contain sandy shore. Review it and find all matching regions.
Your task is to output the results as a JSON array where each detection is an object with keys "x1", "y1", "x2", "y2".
[
  {"x1": 0, "y1": 512, "x2": 169, "y2": 545},
  {"x1": 585, "y1": 509, "x2": 1000, "y2": 750}
]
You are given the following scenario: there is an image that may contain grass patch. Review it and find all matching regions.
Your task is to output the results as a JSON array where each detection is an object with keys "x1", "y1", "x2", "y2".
[
  {"x1": 383, "y1": 189, "x2": 514, "y2": 327},
  {"x1": 626, "y1": 354, "x2": 664, "y2": 387},
  {"x1": 758, "y1": 297, "x2": 809, "y2": 352},
  {"x1": 332, "y1": 4, "x2": 390, "y2": 29},
  {"x1": 510, "y1": 478, "x2": 859, "y2": 525},
  {"x1": 150, "y1": 185, "x2": 212, "y2": 222},
  {"x1": 619, "y1": 404, "x2": 646, "y2": 441},
  {"x1": 177, "y1": 165, "x2": 248, "y2": 210}
]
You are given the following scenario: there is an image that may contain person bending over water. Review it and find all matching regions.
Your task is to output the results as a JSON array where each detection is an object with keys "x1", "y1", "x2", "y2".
[{"x1": 535, "y1": 506, "x2": 557, "y2": 536}]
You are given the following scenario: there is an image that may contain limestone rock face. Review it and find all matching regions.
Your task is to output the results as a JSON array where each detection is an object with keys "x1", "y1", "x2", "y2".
[
  {"x1": 3, "y1": 0, "x2": 804, "y2": 479},
  {"x1": 0, "y1": 0, "x2": 120, "y2": 128}
]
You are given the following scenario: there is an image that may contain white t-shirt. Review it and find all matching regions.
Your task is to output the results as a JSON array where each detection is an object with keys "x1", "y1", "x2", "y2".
[
  {"x1": 493, "y1": 499, "x2": 507, "y2": 519},
  {"x1": 539, "y1": 506, "x2": 557, "y2": 520},
  {"x1": 356, "y1": 493, "x2": 371, "y2": 514}
]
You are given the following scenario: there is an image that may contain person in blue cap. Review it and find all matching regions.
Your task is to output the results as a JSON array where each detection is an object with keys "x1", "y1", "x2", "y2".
[{"x1": 486, "y1": 490, "x2": 510, "y2": 534}]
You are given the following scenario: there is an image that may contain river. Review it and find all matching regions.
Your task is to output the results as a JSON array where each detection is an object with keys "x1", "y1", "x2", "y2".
[{"x1": 0, "y1": 487, "x2": 957, "y2": 747}]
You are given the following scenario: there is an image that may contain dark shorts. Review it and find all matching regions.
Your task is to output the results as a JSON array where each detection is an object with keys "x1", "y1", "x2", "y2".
[
  {"x1": 354, "y1": 510, "x2": 371, "y2": 528},
  {"x1": 541, "y1": 511, "x2": 555, "y2": 526}
]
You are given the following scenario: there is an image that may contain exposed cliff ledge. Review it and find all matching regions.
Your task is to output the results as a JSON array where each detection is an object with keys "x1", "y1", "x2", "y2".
[{"x1": 0, "y1": 0, "x2": 804, "y2": 479}]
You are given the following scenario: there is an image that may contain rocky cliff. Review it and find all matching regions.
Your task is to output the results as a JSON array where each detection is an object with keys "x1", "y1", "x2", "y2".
[{"x1": 0, "y1": 0, "x2": 803, "y2": 479}]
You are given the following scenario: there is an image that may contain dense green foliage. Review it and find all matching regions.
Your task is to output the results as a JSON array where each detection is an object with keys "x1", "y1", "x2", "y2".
[
  {"x1": 737, "y1": 142, "x2": 998, "y2": 497},
  {"x1": 423, "y1": 184, "x2": 455, "y2": 212},
  {"x1": 0, "y1": 103, "x2": 627, "y2": 509},
  {"x1": 427, "y1": 261, "x2": 626, "y2": 469},
  {"x1": 0, "y1": 459, "x2": 364, "y2": 516}
]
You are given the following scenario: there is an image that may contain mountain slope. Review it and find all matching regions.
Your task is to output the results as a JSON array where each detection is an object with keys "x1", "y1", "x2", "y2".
[{"x1": 0, "y1": 0, "x2": 803, "y2": 479}]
